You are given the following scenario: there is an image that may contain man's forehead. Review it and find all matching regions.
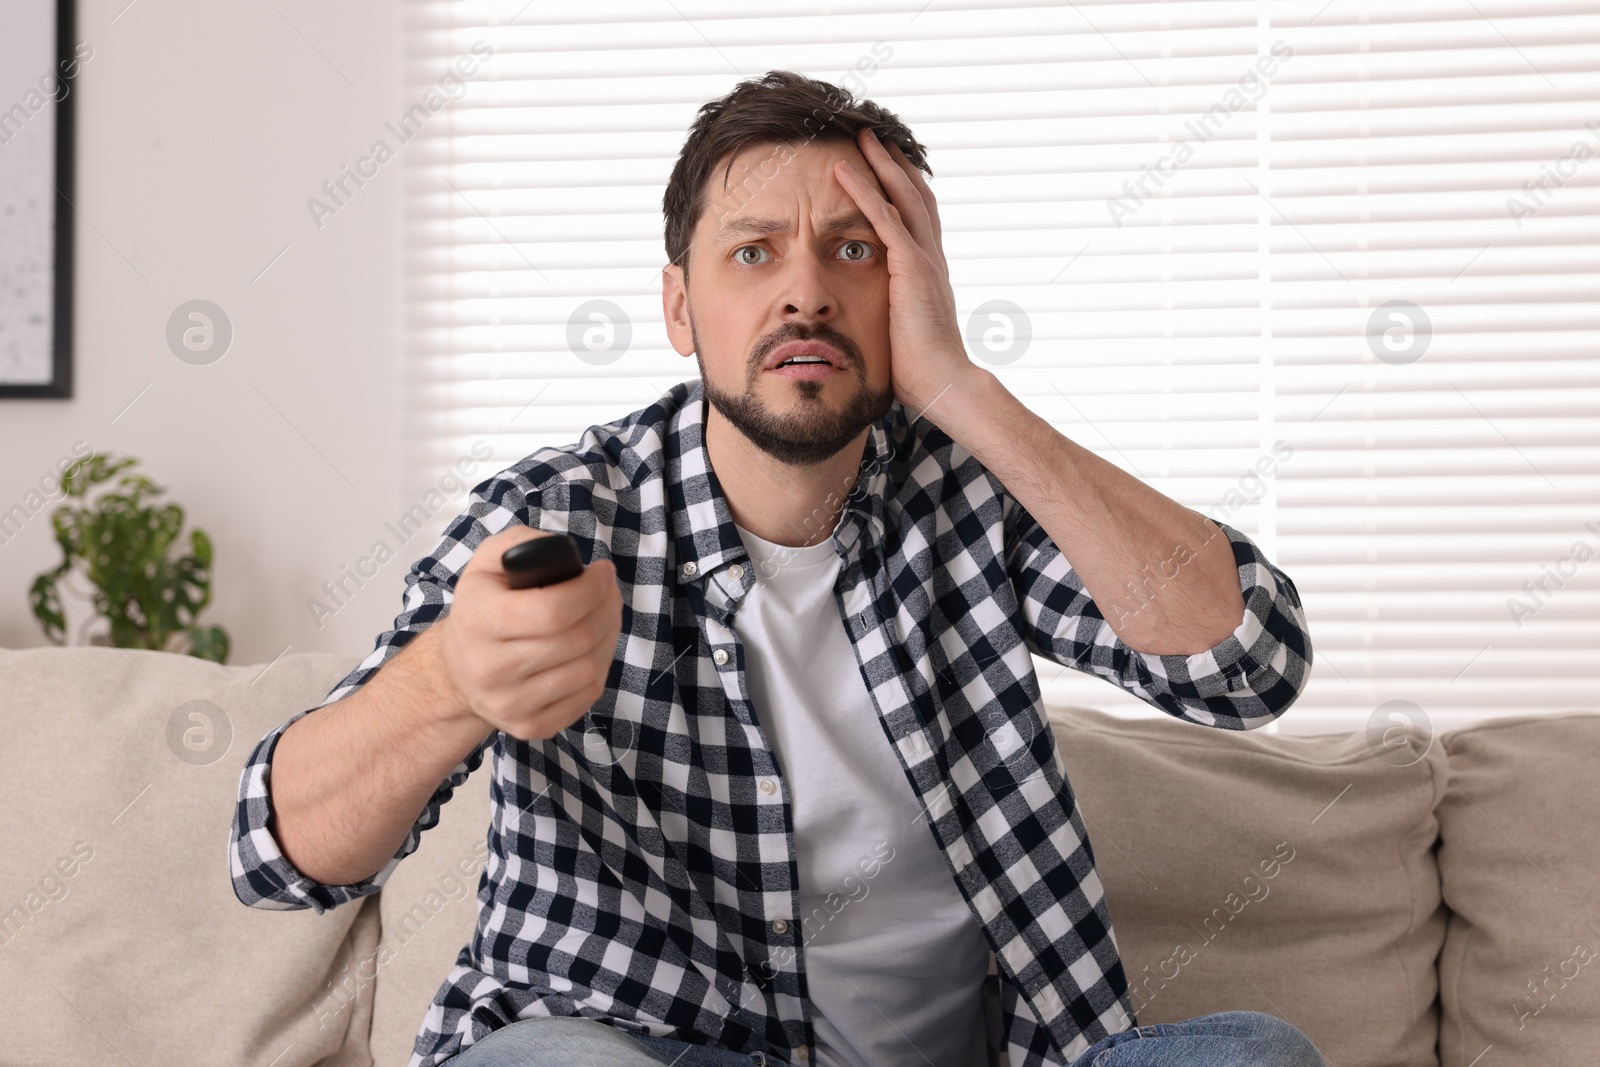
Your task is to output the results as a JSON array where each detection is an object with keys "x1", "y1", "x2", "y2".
[
  {"x1": 720, "y1": 138, "x2": 852, "y2": 181},
  {"x1": 699, "y1": 141, "x2": 884, "y2": 241},
  {"x1": 710, "y1": 208, "x2": 875, "y2": 246}
]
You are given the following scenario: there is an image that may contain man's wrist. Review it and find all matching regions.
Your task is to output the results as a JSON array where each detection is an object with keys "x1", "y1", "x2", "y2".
[{"x1": 392, "y1": 621, "x2": 493, "y2": 754}]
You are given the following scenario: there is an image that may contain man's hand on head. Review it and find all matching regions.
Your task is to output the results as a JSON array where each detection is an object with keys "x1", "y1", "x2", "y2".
[{"x1": 833, "y1": 125, "x2": 979, "y2": 417}]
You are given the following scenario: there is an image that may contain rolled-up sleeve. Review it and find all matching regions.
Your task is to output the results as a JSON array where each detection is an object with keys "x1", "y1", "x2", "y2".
[
  {"x1": 1004, "y1": 496, "x2": 1312, "y2": 730},
  {"x1": 227, "y1": 685, "x2": 495, "y2": 913}
]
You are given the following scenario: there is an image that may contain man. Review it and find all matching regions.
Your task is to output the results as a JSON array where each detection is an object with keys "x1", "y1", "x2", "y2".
[{"x1": 231, "y1": 71, "x2": 1323, "y2": 1067}]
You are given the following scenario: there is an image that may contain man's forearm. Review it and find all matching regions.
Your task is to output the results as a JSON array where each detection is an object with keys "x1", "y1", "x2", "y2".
[
  {"x1": 269, "y1": 622, "x2": 494, "y2": 886},
  {"x1": 927, "y1": 368, "x2": 1243, "y2": 656}
]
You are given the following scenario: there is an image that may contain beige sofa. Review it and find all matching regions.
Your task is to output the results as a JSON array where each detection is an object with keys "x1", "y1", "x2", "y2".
[{"x1": 2, "y1": 645, "x2": 1596, "y2": 1067}]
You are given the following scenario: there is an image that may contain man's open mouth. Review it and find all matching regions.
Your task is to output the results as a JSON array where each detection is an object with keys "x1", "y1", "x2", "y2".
[
  {"x1": 767, "y1": 354, "x2": 840, "y2": 380},
  {"x1": 765, "y1": 341, "x2": 845, "y2": 375}
]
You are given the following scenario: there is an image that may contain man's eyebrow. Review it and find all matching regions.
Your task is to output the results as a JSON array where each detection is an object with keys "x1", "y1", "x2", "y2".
[{"x1": 712, "y1": 210, "x2": 876, "y2": 246}]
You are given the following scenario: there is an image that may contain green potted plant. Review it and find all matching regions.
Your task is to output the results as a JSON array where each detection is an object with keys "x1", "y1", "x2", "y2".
[{"x1": 30, "y1": 453, "x2": 230, "y2": 663}]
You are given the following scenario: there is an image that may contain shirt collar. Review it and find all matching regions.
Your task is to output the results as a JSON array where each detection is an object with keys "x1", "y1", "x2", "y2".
[{"x1": 662, "y1": 377, "x2": 895, "y2": 587}]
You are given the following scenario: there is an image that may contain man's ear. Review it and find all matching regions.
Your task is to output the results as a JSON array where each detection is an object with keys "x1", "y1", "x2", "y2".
[{"x1": 661, "y1": 263, "x2": 695, "y2": 358}]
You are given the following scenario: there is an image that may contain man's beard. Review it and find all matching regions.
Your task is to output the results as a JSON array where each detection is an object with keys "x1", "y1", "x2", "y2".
[{"x1": 693, "y1": 315, "x2": 895, "y2": 468}]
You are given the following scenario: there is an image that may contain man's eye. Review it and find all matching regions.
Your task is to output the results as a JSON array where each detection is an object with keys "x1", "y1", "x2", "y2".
[{"x1": 732, "y1": 242, "x2": 874, "y2": 265}]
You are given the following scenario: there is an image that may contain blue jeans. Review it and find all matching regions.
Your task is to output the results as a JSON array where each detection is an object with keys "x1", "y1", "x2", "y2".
[{"x1": 438, "y1": 1009, "x2": 1328, "y2": 1066}]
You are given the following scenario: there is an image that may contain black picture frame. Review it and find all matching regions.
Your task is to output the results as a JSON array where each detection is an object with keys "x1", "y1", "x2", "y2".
[{"x1": 0, "y1": 0, "x2": 75, "y2": 399}]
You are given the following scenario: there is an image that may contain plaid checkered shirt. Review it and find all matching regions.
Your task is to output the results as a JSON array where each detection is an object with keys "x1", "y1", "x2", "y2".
[{"x1": 230, "y1": 377, "x2": 1313, "y2": 1067}]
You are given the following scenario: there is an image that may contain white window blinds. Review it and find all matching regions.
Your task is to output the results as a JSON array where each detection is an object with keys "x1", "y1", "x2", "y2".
[{"x1": 402, "y1": 0, "x2": 1600, "y2": 732}]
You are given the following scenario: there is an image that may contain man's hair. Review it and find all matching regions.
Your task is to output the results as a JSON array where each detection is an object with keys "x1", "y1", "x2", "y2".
[{"x1": 662, "y1": 69, "x2": 932, "y2": 286}]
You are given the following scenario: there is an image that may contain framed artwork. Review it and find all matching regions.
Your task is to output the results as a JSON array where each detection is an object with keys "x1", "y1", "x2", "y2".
[{"x1": 0, "y1": 0, "x2": 81, "y2": 398}]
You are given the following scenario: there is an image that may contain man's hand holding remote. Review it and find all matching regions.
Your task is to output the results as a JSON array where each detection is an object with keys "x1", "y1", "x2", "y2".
[
  {"x1": 436, "y1": 528, "x2": 622, "y2": 743},
  {"x1": 269, "y1": 527, "x2": 621, "y2": 887}
]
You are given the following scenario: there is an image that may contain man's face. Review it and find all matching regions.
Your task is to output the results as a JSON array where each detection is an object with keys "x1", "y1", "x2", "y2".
[{"x1": 662, "y1": 138, "x2": 895, "y2": 468}]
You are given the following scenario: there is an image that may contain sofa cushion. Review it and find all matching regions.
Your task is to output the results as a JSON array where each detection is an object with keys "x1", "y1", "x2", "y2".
[
  {"x1": 1048, "y1": 704, "x2": 1447, "y2": 1067},
  {"x1": 0, "y1": 647, "x2": 378, "y2": 1067},
  {"x1": 1436, "y1": 713, "x2": 1600, "y2": 1066}
]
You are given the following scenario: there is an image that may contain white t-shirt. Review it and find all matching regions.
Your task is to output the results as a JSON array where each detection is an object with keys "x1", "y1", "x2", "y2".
[{"x1": 732, "y1": 517, "x2": 990, "y2": 1067}]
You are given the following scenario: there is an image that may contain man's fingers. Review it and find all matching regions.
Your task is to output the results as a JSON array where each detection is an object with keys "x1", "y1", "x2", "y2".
[
  {"x1": 505, "y1": 577, "x2": 621, "y2": 671},
  {"x1": 505, "y1": 557, "x2": 614, "y2": 637},
  {"x1": 884, "y1": 138, "x2": 941, "y2": 246},
  {"x1": 855, "y1": 127, "x2": 937, "y2": 256}
]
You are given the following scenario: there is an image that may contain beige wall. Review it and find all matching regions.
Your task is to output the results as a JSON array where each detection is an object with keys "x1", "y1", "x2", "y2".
[{"x1": 0, "y1": 0, "x2": 410, "y2": 666}]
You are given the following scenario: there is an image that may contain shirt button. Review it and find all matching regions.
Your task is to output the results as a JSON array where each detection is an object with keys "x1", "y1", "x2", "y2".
[
  {"x1": 758, "y1": 778, "x2": 776, "y2": 795},
  {"x1": 796, "y1": 1049, "x2": 809, "y2": 1061},
  {"x1": 713, "y1": 648, "x2": 730, "y2": 666},
  {"x1": 683, "y1": 561, "x2": 698, "y2": 577},
  {"x1": 771, "y1": 918, "x2": 789, "y2": 935},
  {"x1": 729, "y1": 563, "x2": 744, "y2": 580}
]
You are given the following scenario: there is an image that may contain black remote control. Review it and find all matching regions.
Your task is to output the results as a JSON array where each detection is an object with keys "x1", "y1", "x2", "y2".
[{"x1": 502, "y1": 533, "x2": 586, "y2": 590}]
